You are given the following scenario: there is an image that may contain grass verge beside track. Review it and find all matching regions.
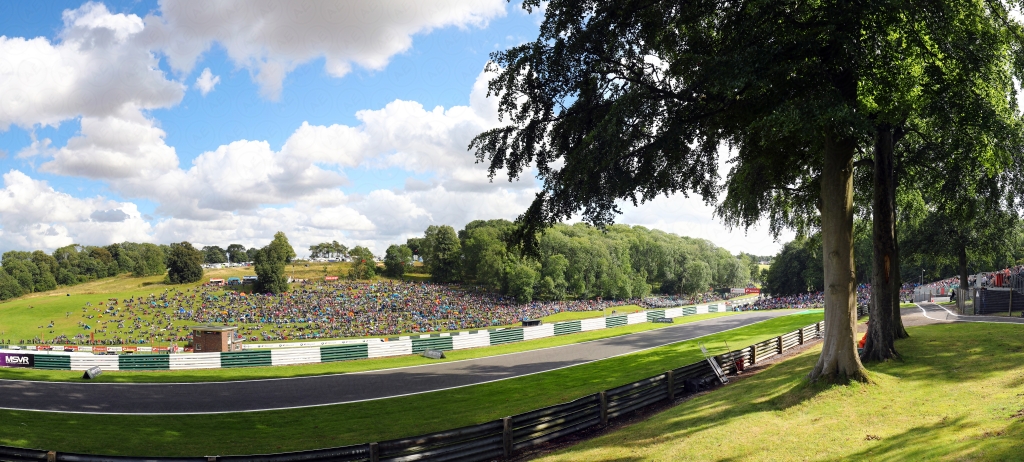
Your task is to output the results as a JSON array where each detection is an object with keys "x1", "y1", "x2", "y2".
[
  {"x1": 0, "y1": 311, "x2": 738, "y2": 383},
  {"x1": 538, "y1": 322, "x2": 1024, "y2": 461},
  {"x1": 0, "y1": 313, "x2": 822, "y2": 456}
]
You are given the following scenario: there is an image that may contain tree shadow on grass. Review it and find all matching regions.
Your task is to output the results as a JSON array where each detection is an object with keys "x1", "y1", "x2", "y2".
[
  {"x1": 833, "y1": 415, "x2": 1024, "y2": 461},
  {"x1": 550, "y1": 322, "x2": 1024, "y2": 461},
  {"x1": 877, "y1": 323, "x2": 1024, "y2": 386},
  {"x1": 551, "y1": 349, "x2": 832, "y2": 457}
]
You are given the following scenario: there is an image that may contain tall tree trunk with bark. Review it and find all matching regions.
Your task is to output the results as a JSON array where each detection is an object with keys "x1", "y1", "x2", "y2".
[
  {"x1": 892, "y1": 220, "x2": 909, "y2": 338},
  {"x1": 810, "y1": 135, "x2": 869, "y2": 383},
  {"x1": 958, "y1": 243, "x2": 969, "y2": 314},
  {"x1": 891, "y1": 154, "x2": 909, "y2": 339},
  {"x1": 862, "y1": 126, "x2": 899, "y2": 361}
]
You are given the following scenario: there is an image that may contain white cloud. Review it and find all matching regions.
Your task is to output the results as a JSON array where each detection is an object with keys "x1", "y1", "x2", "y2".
[
  {"x1": 0, "y1": 2, "x2": 184, "y2": 130},
  {"x1": 40, "y1": 105, "x2": 180, "y2": 180},
  {"x1": 193, "y1": 67, "x2": 220, "y2": 95},
  {"x1": 0, "y1": 170, "x2": 151, "y2": 250},
  {"x1": 15, "y1": 132, "x2": 56, "y2": 159},
  {"x1": 144, "y1": 0, "x2": 507, "y2": 99}
]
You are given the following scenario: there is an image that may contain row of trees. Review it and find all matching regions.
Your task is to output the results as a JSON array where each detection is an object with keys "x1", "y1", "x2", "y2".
[
  {"x1": 0, "y1": 242, "x2": 167, "y2": 301},
  {"x1": 308, "y1": 241, "x2": 349, "y2": 260},
  {"x1": 200, "y1": 244, "x2": 252, "y2": 265},
  {"x1": 377, "y1": 220, "x2": 753, "y2": 303},
  {"x1": 0, "y1": 234, "x2": 304, "y2": 300}
]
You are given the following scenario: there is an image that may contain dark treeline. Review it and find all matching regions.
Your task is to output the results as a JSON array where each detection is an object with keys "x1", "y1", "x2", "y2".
[
  {"x1": 381, "y1": 220, "x2": 758, "y2": 303},
  {"x1": 1, "y1": 223, "x2": 759, "y2": 303},
  {"x1": 0, "y1": 242, "x2": 166, "y2": 300}
]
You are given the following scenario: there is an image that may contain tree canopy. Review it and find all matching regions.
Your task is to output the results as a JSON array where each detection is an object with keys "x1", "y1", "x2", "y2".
[
  {"x1": 253, "y1": 233, "x2": 296, "y2": 293},
  {"x1": 348, "y1": 246, "x2": 376, "y2": 280},
  {"x1": 470, "y1": 0, "x2": 1024, "y2": 383},
  {"x1": 166, "y1": 242, "x2": 203, "y2": 284},
  {"x1": 422, "y1": 225, "x2": 463, "y2": 283},
  {"x1": 383, "y1": 244, "x2": 413, "y2": 278}
]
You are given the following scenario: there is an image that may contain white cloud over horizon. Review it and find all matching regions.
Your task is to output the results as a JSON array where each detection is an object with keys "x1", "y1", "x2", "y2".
[{"x1": 144, "y1": 0, "x2": 507, "y2": 99}]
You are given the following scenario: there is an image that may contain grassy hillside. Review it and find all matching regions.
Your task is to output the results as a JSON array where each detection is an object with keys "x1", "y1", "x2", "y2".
[
  {"x1": 0, "y1": 263, "x2": 352, "y2": 345},
  {"x1": 540, "y1": 322, "x2": 1024, "y2": 461}
]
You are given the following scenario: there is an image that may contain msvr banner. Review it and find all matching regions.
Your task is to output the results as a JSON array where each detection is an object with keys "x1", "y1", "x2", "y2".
[{"x1": 0, "y1": 352, "x2": 33, "y2": 368}]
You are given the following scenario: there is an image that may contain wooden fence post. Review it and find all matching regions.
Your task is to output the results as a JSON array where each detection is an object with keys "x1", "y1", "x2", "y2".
[
  {"x1": 47, "y1": 452, "x2": 56, "y2": 462},
  {"x1": 666, "y1": 370, "x2": 675, "y2": 402},
  {"x1": 750, "y1": 344, "x2": 757, "y2": 365},
  {"x1": 599, "y1": 391, "x2": 608, "y2": 425},
  {"x1": 369, "y1": 442, "x2": 379, "y2": 462},
  {"x1": 777, "y1": 336, "x2": 783, "y2": 354},
  {"x1": 798, "y1": 328, "x2": 804, "y2": 345},
  {"x1": 502, "y1": 416, "x2": 513, "y2": 459}
]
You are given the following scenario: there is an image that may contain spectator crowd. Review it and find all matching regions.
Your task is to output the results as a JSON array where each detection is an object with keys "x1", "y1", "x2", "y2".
[{"x1": 14, "y1": 281, "x2": 649, "y2": 346}]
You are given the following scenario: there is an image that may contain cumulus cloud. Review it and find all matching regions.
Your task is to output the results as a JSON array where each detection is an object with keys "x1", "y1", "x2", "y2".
[
  {"x1": 90, "y1": 209, "x2": 130, "y2": 222},
  {"x1": 193, "y1": 67, "x2": 220, "y2": 95},
  {"x1": 144, "y1": 0, "x2": 506, "y2": 99},
  {"x1": 0, "y1": 170, "x2": 151, "y2": 250},
  {"x1": 0, "y1": 2, "x2": 184, "y2": 130},
  {"x1": 40, "y1": 105, "x2": 180, "y2": 179}
]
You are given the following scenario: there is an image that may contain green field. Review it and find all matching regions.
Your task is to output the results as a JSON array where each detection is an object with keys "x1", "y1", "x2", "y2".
[
  {"x1": 0, "y1": 313, "x2": 823, "y2": 456},
  {"x1": 539, "y1": 304, "x2": 644, "y2": 322},
  {"x1": 539, "y1": 321, "x2": 1024, "y2": 461},
  {"x1": 0, "y1": 265, "x2": 353, "y2": 345},
  {"x1": 0, "y1": 311, "x2": 739, "y2": 383}
]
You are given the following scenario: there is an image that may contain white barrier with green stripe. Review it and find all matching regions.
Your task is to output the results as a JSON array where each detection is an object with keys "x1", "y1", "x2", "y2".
[{"x1": 4, "y1": 302, "x2": 742, "y2": 372}]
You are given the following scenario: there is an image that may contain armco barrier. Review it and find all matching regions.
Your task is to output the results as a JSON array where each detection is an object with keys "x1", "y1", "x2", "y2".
[
  {"x1": 410, "y1": 336, "x2": 454, "y2": 354},
  {"x1": 489, "y1": 328, "x2": 525, "y2": 345},
  {"x1": 271, "y1": 348, "x2": 320, "y2": 367},
  {"x1": 219, "y1": 350, "x2": 272, "y2": 368},
  {"x1": 0, "y1": 320, "x2": 827, "y2": 462},
  {"x1": 3, "y1": 301, "x2": 800, "y2": 372},
  {"x1": 319, "y1": 343, "x2": 369, "y2": 362},
  {"x1": 367, "y1": 341, "x2": 413, "y2": 359},
  {"x1": 169, "y1": 352, "x2": 220, "y2": 370},
  {"x1": 522, "y1": 323, "x2": 555, "y2": 341},
  {"x1": 604, "y1": 315, "x2": 627, "y2": 328},
  {"x1": 119, "y1": 355, "x2": 170, "y2": 371},
  {"x1": 553, "y1": 320, "x2": 581, "y2": 335}
]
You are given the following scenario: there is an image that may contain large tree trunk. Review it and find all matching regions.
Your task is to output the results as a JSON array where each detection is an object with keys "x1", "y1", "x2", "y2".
[
  {"x1": 958, "y1": 243, "x2": 969, "y2": 314},
  {"x1": 892, "y1": 155, "x2": 909, "y2": 340},
  {"x1": 892, "y1": 219, "x2": 909, "y2": 338},
  {"x1": 810, "y1": 135, "x2": 869, "y2": 383},
  {"x1": 862, "y1": 126, "x2": 899, "y2": 362}
]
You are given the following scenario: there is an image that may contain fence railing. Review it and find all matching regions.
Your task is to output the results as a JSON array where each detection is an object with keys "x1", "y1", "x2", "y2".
[{"x1": 0, "y1": 319, "x2": 828, "y2": 462}]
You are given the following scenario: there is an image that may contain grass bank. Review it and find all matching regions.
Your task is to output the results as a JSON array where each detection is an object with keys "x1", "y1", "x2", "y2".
[
  {"x1": 540, "y1": 321, "x2": 1024, "y2": 461},
  {"x1": 0, "y1": 313, "x2": 822, "y2": 456}
]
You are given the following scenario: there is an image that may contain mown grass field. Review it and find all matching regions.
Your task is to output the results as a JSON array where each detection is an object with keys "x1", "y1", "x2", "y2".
[
  {"x1": 0, "y1": 312, "x2": 822, "y2": 456},
  {"x1": 0, "y1": 263, "x2": 355, "y2": 345},
  {"x1": 539, "y1": 321, "x2": 1024, "y2": 461},
  {"x1": 0, "y1": 311, "x2": 737, "y2": 383}
]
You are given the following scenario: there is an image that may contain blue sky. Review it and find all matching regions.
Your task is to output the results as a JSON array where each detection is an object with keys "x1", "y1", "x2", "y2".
[{"x1": 0, "y1": 0, "x2": 787, "y2": 256}]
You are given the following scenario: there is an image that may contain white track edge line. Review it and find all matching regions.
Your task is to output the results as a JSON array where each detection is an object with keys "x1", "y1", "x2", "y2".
[{"x1": 922, "y1": 302, "x2": 1024, "y2": 324}]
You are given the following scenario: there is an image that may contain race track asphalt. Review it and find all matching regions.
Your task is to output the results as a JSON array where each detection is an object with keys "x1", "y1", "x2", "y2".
[{"x1": 0, "y1": 310, "x2": 798, "y2": 415}]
